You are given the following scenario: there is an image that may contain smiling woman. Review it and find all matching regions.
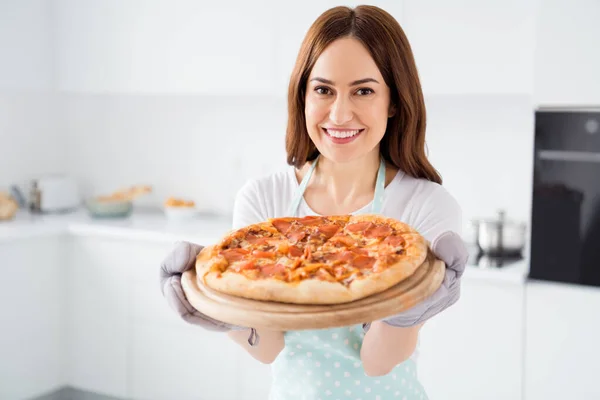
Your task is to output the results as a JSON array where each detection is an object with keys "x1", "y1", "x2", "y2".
[
  {"x1": 160, "y1": 4, "x2": 469, "y2": 400},
  {"x1": 286, "y1": 5, "x2": 441, "y2": 185}
]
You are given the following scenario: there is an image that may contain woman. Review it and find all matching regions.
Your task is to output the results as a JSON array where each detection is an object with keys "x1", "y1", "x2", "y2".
[{"x1": 160, "y1": 5, "x2": 468, "y2": 399}]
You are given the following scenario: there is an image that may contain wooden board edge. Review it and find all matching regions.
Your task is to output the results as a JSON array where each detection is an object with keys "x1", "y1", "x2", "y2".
[{"x1": 181, "y1": 258, "x2": 447, "y2": 331}]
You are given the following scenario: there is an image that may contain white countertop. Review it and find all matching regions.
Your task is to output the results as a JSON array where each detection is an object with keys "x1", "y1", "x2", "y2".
[
  {"x1": 0, "y1": 208, "x2": 530, "y2": 284},
  {"x1": 0, "y1": 208, "x2": 234, "y2": 244}
]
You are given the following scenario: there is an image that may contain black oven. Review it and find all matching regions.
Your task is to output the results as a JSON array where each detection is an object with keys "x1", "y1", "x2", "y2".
[{"x1": 529, "y1": 108, "x2": 600, "y2": 287}]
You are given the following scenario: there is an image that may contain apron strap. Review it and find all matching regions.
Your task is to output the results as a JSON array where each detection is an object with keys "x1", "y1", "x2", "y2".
[
  {"x1": 287, "y1": 155, "x2": 320, "y2": 216},
  {"x1": 371, "y1": 156, "x2": 386, "y2": 214}
]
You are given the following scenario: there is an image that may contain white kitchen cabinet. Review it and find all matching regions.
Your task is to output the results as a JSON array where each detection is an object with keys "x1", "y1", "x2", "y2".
[
  {"x1": 129, "y1": 236, "x2": 272, "y2": 400},
  {"x1": 418, "y1": 280, "x2": 524, "y2": 400},
  {"x1": 402, "y1": 0, "x2": 538, "y2": 96},
  {"x1": 534, "y1": 0, "x2": 600, "y2": 106},
  {"x1": 524, "y1": 281, "x2": 600, "y2": 400},
  {"x1": 272, "y1": 0, "x2": 405, "y2": 97},
  {"x1": 0, "y1": 236, "x2": 65, "y2": 400},
  {"x1": 119, "y1": 236, "x2": 247, "y2": 400},
  {"x1": 0, "y1": 0, "x2": 54, "y2": 90},
  {"x1": 130, "y1": 321, "x2": 240, "y2": 400},
  {"x1": 54, "y1": 0, "x2": 276, "y2": 95},
  {"x1": 64, "y1": 236, "x2": 130, "y2": 398},
  {"x1": 236, "y1": 351, "x2": 273, "y2": 400}
]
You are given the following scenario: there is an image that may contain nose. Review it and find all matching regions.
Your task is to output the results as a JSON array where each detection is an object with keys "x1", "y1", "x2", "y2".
[{"x1": 329, "y1": 95, "x2": 353, "y2": 125}]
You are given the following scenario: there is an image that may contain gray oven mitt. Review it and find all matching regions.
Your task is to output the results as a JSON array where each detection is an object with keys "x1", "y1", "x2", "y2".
[
  {"x1": 364, "y1": 231, "x2": 469, "y2": 330},
  {"x1": 159, "y1": 241, "x2": 260, "y2": 345}
]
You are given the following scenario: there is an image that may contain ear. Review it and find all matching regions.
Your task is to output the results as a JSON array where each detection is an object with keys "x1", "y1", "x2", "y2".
[{"x1": 388, "y1": 103, "x2": 397, "y2": 118}]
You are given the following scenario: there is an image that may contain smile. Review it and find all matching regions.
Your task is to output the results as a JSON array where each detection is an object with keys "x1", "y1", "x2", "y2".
[{"x1": 322, "y1": 128, "x2": 365, "y2": 143}]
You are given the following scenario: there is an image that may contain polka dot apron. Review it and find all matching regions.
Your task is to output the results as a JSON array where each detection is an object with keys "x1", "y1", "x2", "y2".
[{"x1": 269, "y1": 156, "x2": 429, "y2": 400}]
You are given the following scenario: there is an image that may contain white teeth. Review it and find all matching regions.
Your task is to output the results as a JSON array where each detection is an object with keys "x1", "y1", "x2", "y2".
[{"x1": 326, "y1": 129, "x2": 360, "y2": 138}]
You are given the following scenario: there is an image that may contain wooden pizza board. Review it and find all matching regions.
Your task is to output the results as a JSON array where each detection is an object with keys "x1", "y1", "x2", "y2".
[{"x1": 181, "y1": 251, "x2": 445, "y2": 331}]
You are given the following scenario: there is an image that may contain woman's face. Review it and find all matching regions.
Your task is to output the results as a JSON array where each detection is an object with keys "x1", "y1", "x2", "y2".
[{"x1": 305, "y1": 37, "x2": 393, "y2": 164}]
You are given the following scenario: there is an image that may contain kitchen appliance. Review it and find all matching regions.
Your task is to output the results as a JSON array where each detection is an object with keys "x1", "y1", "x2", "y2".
[
  {"x1": 30, "y1": 176, "x2": 81, "y2": 213},
  {"x1": 529, "y1": 107, "x2": 600, "y2": 287},
  {"x1": 469, "y1": 210, "x2": 527, "y2": 267}
]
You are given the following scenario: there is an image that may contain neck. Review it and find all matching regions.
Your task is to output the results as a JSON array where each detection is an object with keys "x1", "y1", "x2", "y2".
[{"x1": 313, "y1": 149, "x2": 381, "y2": 205}]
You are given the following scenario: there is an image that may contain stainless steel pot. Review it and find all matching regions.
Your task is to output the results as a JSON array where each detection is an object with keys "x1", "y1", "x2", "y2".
[{"x1": 471, "y1": 210, "x2": 527, "y2": 256}]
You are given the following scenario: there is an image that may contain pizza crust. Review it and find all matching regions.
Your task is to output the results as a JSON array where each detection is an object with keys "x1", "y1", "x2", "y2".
[
  {"x1": 196, "y1": 244, "x2": 227, "y2": 273},
  {"x1": 202, "y1": 269, "x2": 358, "y2": 304}
]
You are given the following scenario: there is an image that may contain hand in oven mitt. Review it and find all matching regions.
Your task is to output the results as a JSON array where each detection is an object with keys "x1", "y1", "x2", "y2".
[
  {"x1": 159, "y1": 241, "x2": 260, "y2": 345},
  {"x1": 373, "y1": 231, "x2": 469, "y2": 329}
]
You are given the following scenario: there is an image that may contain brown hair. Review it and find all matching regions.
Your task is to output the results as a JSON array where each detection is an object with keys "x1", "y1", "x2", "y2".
[{"x1": 285, "y1": 5, "x2": 442, "y2": 184}]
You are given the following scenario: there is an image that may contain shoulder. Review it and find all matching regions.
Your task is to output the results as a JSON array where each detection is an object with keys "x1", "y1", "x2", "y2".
[
  {"x1": 235, "y1": 166, "x2": 296, "y2": 202},
  {"x1": 232, "y1": 166, "x2": 297, "y2": 229},
  {"x1": 386, "y1": 173, "x2": 463, "y2": 242}
]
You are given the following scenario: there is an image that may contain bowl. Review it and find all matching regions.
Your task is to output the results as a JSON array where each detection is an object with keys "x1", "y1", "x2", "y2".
[
  {"x1": 164, "y1": 206, "x2": 199, "y2": 221},
  {"x1": 86, "y1": 198, "x2": 133, "y2": 219}
]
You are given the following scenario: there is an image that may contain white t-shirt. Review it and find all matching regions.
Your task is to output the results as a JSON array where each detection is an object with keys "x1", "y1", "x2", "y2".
[
  {"x1": 231, "y1": 165, "x2": 463, "y2": 364},
  {"x1": 232, "y1": 165, "x2": 462, "y2": 242}
]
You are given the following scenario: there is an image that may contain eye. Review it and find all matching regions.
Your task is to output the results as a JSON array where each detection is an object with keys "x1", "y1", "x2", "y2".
[
  {"x1": 314, "y1": 86, "x2": 332, "y2": 95},
  {"x1": 356, "y1": 88, "x2": 374, "y2": 96}
]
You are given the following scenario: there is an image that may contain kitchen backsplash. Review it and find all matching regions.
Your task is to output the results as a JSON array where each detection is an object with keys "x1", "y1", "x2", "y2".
[
  {"x1": 0, "y1": 91, "x2": 66, "y2": 188},
  {"x1": 2, "y1": 91, "x2": 534, "y2": 232}
]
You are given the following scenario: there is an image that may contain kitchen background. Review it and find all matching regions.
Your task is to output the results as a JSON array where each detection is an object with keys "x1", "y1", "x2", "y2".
[
  {"x1": 1, "y1": 0, "x2": 554, "y2": 223},
  {"x1": 1, "y1": 0, "x2": 599, "y2": 400}
]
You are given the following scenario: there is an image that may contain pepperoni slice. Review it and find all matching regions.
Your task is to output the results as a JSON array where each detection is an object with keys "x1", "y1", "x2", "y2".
[
  {"x1": 271, "y1": 219, "x2": 293, "y2": 234},
  {"x1": 346, "y1": 221, "x2": 372, "y2": 233},
  {"x1": 364, "y1": 224, "x2": 393, "y2": 238},
  {"x1": 297, "y1": 216, "x2": 324, "y2": 226},
  {"x1": 353, "y1": 255, "x2": 376, "y2": 269},
  {"x1": 328, "y1": 235, "x2": 357, "y2": 247},
  {"x1": 286, "y1": 230, "x2": 306, "y2": 243},
  {"x1": 251, "y1": 250, "x2": 276, "y2": 259},
  {"x1": 220, "y1": 248, "x2": 249, "y2": 262},
  {"x1": 288, "y1": 245, "x2": 303, "y2": 257},
  {"x1": 232, "y1": 260, "x2": 256, "y2": 271},
  {"x1": 245, "y1": 234, "x2": 270, "y2": 245},
  {"x1": 350, "y1": 247, "x2": 369, "y2": 257},
  {"x1": 324, "y1": 250, "x2": 355, "y2": 263},
  {"x1": 317, "y1": 224, "x2": 340, "y2": 240},
  {"x1": 383, "y1": 235, "x2": 405, "y2": 247},
  {"x1": 260, "y1": 263, "x2": 287, "y2": 276}
]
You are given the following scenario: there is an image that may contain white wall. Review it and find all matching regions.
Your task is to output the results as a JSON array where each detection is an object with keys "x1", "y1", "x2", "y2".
[
  {"x1": 0, "y1": 0, "x2": 54, "y2": 90},
  {"x1": 61, "y1": 94, "x2": 289, "y2": 215},
  {"x1": 426, "y1": 94, "x2": 535, "y2": 225},
  {"x1": 0, "y1": 0, "x2": 64, "y2": 190},
  {"x1": 59, "y1": 93, "x2": 535, "y2": 225},
  {"x1": 0, "y1": 92, "x2": 64, "y2": 188},
  {"x1": 0, "y1": 0, "x2": 542, "y2": 232},
  {"x1": 534, "y1": 0, "x2": 600, "y2": 106}
]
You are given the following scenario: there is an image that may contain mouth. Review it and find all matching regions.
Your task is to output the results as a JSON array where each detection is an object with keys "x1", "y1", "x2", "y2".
[{"x1": 321, "y1": 127, "x2": 365, "y2": 144}]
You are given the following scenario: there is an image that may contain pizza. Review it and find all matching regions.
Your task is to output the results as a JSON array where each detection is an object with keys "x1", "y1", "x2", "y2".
[{"x1": 195, "y1": 214, "x2": 429, "y2": 305}]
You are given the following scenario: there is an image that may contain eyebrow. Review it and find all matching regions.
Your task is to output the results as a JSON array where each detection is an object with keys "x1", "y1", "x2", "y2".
[{"x1": 310, "y1": 77, "x2": 380, "y2": 86}]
